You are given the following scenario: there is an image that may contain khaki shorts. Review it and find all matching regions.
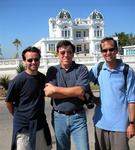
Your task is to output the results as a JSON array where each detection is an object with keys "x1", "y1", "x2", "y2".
[
  {"x1": 94, "y1": 127, "x2": 129, "y2": 150},
  {"x1": 17, "y1": 128, "x2": 52, "y2": 150}
]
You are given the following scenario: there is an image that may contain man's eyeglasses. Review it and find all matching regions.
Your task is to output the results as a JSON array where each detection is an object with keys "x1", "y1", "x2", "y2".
[
  {"x1": 26, "y1": 58, "x2": 40, "y2": 63},
  {"x1": 59, "y1": 51, "x2": 73, "y2": 55},
  {"x1": 101, "y1": 48, "x2": 115, "y2": 53}
]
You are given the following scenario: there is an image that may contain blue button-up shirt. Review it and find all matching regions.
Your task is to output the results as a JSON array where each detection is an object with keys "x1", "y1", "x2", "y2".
[{"x1": 89, "y1": 59, "x2": 135, "y2": 132}]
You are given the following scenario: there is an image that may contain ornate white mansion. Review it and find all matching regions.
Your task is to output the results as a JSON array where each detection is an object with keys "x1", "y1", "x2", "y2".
[
  {"x1": 33, "y1": 9, "x2": 135, "y2": 57},
  {"x1": 34, "y1": 9, "x2": 105, "y2": 57}
]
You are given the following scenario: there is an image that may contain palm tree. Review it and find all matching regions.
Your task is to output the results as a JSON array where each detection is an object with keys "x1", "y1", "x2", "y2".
[{"x1": 12, "y1": 38, "x2": 21, "y2": 58}]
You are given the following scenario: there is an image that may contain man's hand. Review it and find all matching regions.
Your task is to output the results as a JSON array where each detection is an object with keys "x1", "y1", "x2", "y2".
[
  {"x1": 126, "y1": 124, "x2": 135, "y2": 139},
  {"x1": 92, "y1": 96, "x2": 100, "y2": 105},
  {"x1": 5, "y1": 101, "x2": 14, "y2": 115},
  {"x1": 127, "y1": 103, "x2": 135, "y2": 138},
  {"x1": 44, "y1": 83, "x2": 56, "y2": 97}
]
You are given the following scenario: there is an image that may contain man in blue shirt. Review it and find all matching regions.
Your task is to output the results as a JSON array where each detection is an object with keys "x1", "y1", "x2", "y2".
[
  {"x1": 45, "y1": 40, "x2": 90, "y2": 150},
  {"x1": 89, "y1": 37, "x2": 135, "y2": 150},
  {"x1": 5, "y1": 47, "x2": 51, "y2": 150}
]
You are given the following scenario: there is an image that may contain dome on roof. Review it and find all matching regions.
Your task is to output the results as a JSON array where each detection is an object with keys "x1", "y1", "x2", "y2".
[
  {"x1": 57, "y1": 9, "x2": 72, "y2": 19},
  {"x1": 90, "y1": 10, "x2": 103, "y2": 20}
]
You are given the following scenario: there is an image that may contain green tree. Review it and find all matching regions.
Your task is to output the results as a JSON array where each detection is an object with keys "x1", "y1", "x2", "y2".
[
  {"x1": 13, "y1": 38, "x2": 21, "y2": 58},
  {"x1": 113, "y1": 32, "x2": 135, "y2": 46},
  {"x1": 128, "y1": 33, "x2": 135, "y2": 45}
]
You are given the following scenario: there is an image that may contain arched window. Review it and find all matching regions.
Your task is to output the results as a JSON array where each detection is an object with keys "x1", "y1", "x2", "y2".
[
  {"x1": 61, "y1": 26, "x2": 70, "y2": 38},
  {"x1": 94, "y1": 29, "x2": 102, "y2": 38}
]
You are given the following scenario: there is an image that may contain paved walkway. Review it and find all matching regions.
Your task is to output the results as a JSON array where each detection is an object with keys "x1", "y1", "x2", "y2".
[{"x1": 0, "y1": 98, "x2": 135, "y2": 150}]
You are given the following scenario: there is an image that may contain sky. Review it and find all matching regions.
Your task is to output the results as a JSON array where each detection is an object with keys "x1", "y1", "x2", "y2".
[{"x1": 0, "y1": 0, "x2": 135, "y2": 58}]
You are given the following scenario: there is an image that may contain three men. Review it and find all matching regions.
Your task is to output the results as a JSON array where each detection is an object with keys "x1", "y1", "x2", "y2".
[{"x1": 6, "y1": 38, "x2": 135, "y2": 150}]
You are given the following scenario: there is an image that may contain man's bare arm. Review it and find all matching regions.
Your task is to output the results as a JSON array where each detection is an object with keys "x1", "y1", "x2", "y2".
[
  {"x1": 44, "y1": 83, "x2": 84, "y2": 99},
  {"x1": 126, "y1": 103, "x2": 135, "y2": 139},
  {"x1": 5, "y1": 101, "x2": 14, "y2": 115}
]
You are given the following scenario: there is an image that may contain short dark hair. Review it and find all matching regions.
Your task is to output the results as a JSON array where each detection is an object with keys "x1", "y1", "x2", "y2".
[
  {"x1": 100, "y1": 37, "x2": 118, "y2": 51},
  {"x1": 22, "y1": 46, "x2": 41, "y2": 60},
  {"x1": 56, "y1": 40, "x2": 75, "y2": 53}
]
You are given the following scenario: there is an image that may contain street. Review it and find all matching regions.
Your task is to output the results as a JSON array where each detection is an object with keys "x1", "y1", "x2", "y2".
[{"x1": 0, "y1": 98, "x2": 135, "y2": 150}]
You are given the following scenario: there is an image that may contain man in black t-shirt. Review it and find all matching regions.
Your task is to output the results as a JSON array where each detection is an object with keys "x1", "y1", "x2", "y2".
[{"x1": 6, "y1": 47, "x2": 51, "y2": 150}]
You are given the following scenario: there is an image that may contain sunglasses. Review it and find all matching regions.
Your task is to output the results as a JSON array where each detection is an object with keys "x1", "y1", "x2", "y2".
[
  {"x1": 101, "y1": 48, "x2": 115, "y2": 53},
  {"x1": 59, "y1": 51, "x2": 73, "y2": 55},
  {"x1": 26, "y1": 58, "x2": 40, "y2": 63}
]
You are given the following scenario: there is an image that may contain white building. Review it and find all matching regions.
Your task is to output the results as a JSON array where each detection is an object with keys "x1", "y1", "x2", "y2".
[
  {"x1": 34, "y1": 9, "x2": 104, "y2": 57},
  {"x1": 122, "y1": 45, "x2": 135, "y2": 55}
]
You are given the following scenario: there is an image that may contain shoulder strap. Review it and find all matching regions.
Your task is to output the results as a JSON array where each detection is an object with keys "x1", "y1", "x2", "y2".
[
  {"x1": 94, "y1": 62, "x2": 129, "y2": 90},
  {"x1": 123, "y1": 63, "x2": 129, "y2": 90},
  {"x1": 94, "y1": 62, "x2": 104, "y2": 84},
  {"x1": 97, "y1": 62, "x2": 104, "y2": 77}
]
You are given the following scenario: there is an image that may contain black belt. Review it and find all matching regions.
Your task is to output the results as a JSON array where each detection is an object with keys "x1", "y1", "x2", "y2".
[{"x1": 53, "y1": 108, "x2": 83, "y2": 115}]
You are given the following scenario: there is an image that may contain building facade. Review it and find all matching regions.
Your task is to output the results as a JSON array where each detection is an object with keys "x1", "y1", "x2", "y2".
[{"x1": 34, "y1": 9, "x2": 104, "y2": 57}]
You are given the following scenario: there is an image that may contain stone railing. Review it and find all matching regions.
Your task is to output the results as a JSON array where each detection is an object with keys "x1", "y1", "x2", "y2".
[{"x1": 0, "y1": 55, "x2": 135, "y2": 79}]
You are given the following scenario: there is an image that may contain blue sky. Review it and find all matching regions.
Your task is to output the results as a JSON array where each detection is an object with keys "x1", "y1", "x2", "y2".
[{"x1": 0, "y1": 0, "x2": 135, "y2": 58}]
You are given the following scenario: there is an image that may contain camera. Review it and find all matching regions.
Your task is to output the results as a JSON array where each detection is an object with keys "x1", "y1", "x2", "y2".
[{"x1": 84, "y1": 93, "x2": 95, "y2": 109}]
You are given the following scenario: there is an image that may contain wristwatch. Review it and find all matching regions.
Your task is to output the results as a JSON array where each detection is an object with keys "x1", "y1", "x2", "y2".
[{"x1": 129, "y1": 121, "x2": 134, "y2": 125}]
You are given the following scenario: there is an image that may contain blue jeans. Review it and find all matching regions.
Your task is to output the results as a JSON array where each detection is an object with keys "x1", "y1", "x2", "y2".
[{"x1": 52, "y1": 110, "x2": 90, "y2": 150}]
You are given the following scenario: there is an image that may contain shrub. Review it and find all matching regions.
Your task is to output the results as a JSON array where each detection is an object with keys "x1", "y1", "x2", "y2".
[
  {"x1": 16, "y1": 63, "x2": 25, "y2": 74},
  {"x1": 0, "y1": 75, "x2": 10, "y2": 90}
]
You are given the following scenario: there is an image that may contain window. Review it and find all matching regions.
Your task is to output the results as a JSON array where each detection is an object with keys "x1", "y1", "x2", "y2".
[
  {"x1": 83, "y1": 31, "x2": 86, "y2": 37},
  {"x1": 61, "y1": 26, "x2": 70, "y2": 38},
  {"x1": 94, "y1": 31, "x2": 96, "y2": 37},
  {"x1": 94, "y1": 29, "x2": 102, "y2": 38},
  {"x1": 76, "y1": 31, "x2": 81, "y2": 38},
  {"x1": 100, "y1": 30, "x2": 102, "y2": 37},
  {"x1": 76, "y1": 45, "x2": 82, "y2": 52},
  {"x1": 126, "y1": 49, "x2": 135, "y2": 55},
  {"x1": 95, "y1": 44, "x2": 100, "y2": 52},
  {"x1": 52, "y1": 23, "x2": 55, "y2": 29},
  {"x1": 48, "y1": 44, "x2": 55, "y2": 52}
]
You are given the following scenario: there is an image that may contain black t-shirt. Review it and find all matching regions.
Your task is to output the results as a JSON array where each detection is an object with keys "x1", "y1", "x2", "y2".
[{"x1": 6, "y1": 71, "x2": 46, "y2": 129}]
